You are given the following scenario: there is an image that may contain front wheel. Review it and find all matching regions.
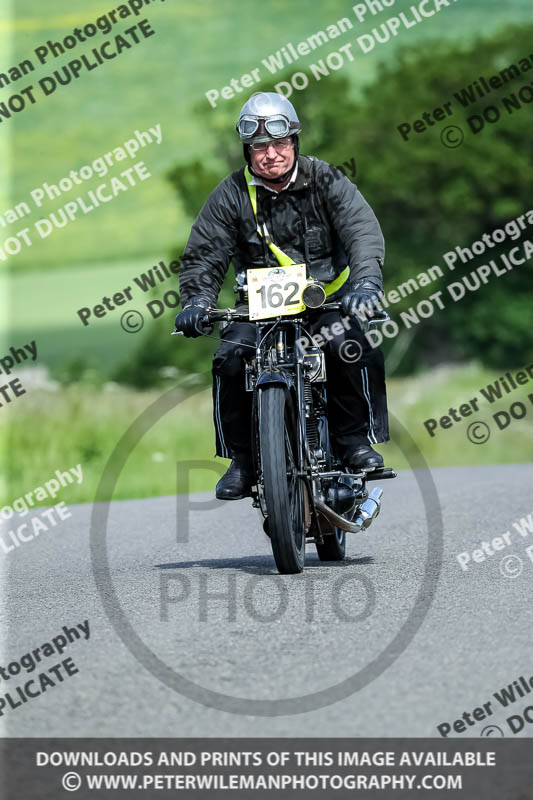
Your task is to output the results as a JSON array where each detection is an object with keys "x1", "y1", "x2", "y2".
[{"x1": 259, "y1": 385, "x2": 308, "y2": 574}]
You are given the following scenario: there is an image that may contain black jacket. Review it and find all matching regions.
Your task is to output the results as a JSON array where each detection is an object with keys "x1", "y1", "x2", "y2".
[{"x1": 179, "y1": 155, "x2": 385, "y2": 306}]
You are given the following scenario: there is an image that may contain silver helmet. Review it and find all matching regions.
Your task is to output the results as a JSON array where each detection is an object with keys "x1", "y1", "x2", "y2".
[{"x1": 236, "y1": 92, "x2": 301, "y2": 143}]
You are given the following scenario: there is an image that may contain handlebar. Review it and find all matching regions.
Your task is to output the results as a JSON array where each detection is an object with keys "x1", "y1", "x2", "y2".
[
  {"x1": 172, "y1": 303, "x2": 389, "y2": 335},
  {"x1": 322, "y1": 302, "x2": 389, "y2": 321}
]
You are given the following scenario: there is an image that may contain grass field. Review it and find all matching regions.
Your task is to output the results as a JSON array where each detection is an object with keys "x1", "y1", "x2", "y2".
[
  {"x1": 1, "y1": 362, "x2": 531, "y2": 507},
  {"x1": 0, "y1": 257, "x2": 170, "y2": 371}
]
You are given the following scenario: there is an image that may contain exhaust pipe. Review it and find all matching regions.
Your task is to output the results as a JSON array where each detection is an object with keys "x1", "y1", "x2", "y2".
[
  {"x1": 314, "y1": 487, "x2": 383, "y2": 534},
  {"x1": 353, "y1": 487, "x2": 383, "y2": 530}
]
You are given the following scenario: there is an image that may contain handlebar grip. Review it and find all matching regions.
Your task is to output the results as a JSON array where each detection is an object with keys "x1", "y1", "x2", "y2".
[{"x1": 171, "y1": 312, "x2": 213, "y2": 336}]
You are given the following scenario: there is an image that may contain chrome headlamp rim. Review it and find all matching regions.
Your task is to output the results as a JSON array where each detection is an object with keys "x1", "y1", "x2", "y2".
[{"x1": 302, "y1": 281, "x2": 327, "y2": 309}]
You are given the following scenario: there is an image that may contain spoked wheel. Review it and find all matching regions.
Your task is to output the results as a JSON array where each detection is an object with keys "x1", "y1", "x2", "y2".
[
  {"x1": 315, "y1": 528, "x2": 346, "y2": 561},
  {"x1": 259, "y1": 385, "x2": 308, "y2": 574}
]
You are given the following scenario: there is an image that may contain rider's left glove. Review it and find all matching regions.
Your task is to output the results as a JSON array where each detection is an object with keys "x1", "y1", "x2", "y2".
[
  {"x1": 174, "y1": 297, "x2": 210, "y2": 338},
  {"x1": 341, "y1": 279, "x2": 382, "y2": 319}
]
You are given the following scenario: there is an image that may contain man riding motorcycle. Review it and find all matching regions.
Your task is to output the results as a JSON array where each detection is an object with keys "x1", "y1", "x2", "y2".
[{"x1": 175, "y1": 92, "x2": 389, "y2": 500}]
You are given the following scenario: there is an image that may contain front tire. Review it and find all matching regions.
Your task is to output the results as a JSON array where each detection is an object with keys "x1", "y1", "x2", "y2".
[{"x1": 259, "y1": 385, "x2": 307, "y2": 574}]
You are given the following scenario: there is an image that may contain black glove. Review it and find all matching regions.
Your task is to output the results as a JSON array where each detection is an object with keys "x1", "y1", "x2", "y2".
[
  {"x1": 174, "y1": 297, "x2": 210, "y2": 338},
  {"x1": 341, "y1": 280, "x2": 382, "y2": 319}
]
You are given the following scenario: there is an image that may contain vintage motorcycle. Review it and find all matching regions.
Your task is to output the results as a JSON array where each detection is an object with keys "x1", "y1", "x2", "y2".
[{"x1": 174, "y1": 265, "x2": 395, "y2": 574}]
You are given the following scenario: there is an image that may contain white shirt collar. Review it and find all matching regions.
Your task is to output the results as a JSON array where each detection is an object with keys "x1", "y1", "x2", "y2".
[{"x1": 249, "y1": 162, "x2": 298, "y2": 193}]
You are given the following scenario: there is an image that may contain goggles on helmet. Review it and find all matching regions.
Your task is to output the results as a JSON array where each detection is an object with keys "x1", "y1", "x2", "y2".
[{"x1": 237, "y1": 114, "x2": 291, "y2": 140}]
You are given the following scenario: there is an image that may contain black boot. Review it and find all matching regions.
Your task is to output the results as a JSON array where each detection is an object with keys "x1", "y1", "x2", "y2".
[
  {"x1": 216, "y1": 456, "x2": 255, "y2": 500},
  {"x1": 347, "y1": 444, "x2": 384, "y2": 471}
]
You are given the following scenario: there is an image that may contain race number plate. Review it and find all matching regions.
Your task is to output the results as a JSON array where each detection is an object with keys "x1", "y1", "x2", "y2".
[{"x1": 247, "y1": 264, "x2": 307, "y2": 320}]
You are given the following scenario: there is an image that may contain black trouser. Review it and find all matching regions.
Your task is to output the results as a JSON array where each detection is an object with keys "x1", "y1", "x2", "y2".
[{"x1": 212, "y1": 310, "x2": 389, "y2": 463}]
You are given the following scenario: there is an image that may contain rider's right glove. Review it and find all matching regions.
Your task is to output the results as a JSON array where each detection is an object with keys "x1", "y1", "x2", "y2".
[{"x1": 174, "y1": 297, "x2": 210, "y2": 338}]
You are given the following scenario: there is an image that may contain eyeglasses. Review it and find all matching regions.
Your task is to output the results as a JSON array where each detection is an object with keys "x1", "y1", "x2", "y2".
[{"x1": 250, "y1": 137, "x2": 294, "y2": 152}]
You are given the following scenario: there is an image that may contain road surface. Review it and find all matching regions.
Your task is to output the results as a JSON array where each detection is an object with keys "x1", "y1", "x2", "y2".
[{"x1": 2, "y1": 464, "x2": 532, "y2": 738}]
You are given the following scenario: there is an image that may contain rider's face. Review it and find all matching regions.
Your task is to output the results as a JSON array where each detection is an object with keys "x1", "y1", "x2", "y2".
[{"x1": 249, "y1": 139, "x2": 295, "y2": 181}]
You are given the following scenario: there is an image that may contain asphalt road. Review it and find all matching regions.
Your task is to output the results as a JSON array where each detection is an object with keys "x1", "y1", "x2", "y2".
[{"x1": 2, "y1": 464, "x2": 533, "y2": 738}]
